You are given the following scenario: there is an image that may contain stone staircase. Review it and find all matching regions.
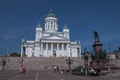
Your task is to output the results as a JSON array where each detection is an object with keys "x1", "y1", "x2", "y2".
[{"x1": 0, "y1": 57, "x2": 85, "y2": 70}]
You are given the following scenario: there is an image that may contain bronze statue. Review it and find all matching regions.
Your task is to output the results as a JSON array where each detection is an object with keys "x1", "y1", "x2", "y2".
[{"x1": 93, "y1": 30, "x2": 99, "y2": 42}]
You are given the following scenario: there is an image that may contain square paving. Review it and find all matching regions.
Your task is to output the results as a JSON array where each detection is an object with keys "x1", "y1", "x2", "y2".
[{"x1": 0, "y1": 70, "x2": 120, "y2": 80}]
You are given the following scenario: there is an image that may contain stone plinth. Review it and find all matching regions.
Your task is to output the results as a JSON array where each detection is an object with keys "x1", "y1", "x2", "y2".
[
  {"x1": 92, "y1": 41, "x2": 103, "y2": 53},
  {"x1": 90, "y1": 59, "x2": 109, "y2": 70}
]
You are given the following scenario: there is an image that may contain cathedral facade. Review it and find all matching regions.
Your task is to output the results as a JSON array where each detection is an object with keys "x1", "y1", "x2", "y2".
[{"x1": 21, "y1": 10, "x2": 81, "y2": 57}]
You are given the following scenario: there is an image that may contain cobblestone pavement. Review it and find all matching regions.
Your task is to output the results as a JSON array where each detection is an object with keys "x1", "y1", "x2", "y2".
[{"x1": 0, "y1": 70, "x2": 120, "y2": 80}]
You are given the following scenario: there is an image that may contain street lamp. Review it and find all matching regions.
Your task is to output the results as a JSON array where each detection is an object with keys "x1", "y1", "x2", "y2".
[
  {"x1": 21, "y1": 39, "x2": 26, "y2": 67},
  {"x1": 84, "y1": 48, "x2": 88, "y2": 75},
  {"x1": 66, "y1": 57, "x2": 73, "y2": 72}
]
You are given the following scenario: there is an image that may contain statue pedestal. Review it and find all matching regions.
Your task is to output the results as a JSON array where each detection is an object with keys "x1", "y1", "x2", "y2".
[
  {"x1": 92, "y1": 41, "x2": 103, "y2": 53},
  {"x1": 92, "y1": 41, "x2": 103, "y2": 60},
  {"x1": 90, "y1": 59, "x2": 109, "y2": 70},
  {"x1": 91, "y1": 41, "x2": 108, "y2": 70}
]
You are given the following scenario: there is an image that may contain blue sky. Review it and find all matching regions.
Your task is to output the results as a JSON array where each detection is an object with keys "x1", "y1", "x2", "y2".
[{"x1": 0, "y1": 0, "x2": 120, "y2": 55}]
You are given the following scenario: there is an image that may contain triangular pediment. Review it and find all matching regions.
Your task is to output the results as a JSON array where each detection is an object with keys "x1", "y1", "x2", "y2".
[
  {"x1": 42, "y1": 34, "x2": 67, "y2": 40},
  {"x1": 48, "y1": 36, "x2": 64, "y2": 39}
]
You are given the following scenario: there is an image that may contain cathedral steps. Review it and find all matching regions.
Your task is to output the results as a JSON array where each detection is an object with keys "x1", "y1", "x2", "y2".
[{"x1": 0, "y1": 57, "x2": 85, "y2": 70}]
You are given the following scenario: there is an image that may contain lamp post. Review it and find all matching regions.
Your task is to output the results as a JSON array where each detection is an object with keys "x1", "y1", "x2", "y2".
[
  {"x1": 66, "y1": 57, "x2": 73, "y2": 72},
  {"x1": 21, "y1": 39, "x2": 26, "y2": 67},
  {"x1": 84, "y1": 48, "x2": 88, "y2": 75}
]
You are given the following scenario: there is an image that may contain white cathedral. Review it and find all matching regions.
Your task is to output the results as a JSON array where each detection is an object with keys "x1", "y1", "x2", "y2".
[{"x1": 21, "y1": 10, "x2": 81, "y2": 57}]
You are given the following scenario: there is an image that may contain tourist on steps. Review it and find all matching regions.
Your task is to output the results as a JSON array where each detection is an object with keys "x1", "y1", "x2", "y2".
[{"x1": 20, "y1": 67, "x2": 26, "y2": 74}]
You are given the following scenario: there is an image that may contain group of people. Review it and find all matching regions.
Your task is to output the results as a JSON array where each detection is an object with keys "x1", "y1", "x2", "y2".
[
  {"x1": 19, "y1": 65, "x2": 64, "y2": 74},
  {"x1": 89, "y1": 68, "x2": 101, "y2": 76},
  {"x1": 53, "y1": 66, "x2": 65, "y2": 74}
]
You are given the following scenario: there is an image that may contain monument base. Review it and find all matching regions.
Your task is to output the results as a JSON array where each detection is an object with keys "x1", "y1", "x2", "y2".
[{"x1": 90, "y1": 59, "x2": 109, "y2": 70}]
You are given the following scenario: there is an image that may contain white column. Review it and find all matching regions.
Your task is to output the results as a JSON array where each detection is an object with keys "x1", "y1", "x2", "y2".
[
  {"x1": 62, "y1": 43, "x2": 64, "y2": 57},
  {"x1": 56, "y1": 23, "x2": 58, "y2": 30},
  {"x1": 41, "y1": 43, "x2": 43, "y2": 56},
  {"x1": 46, "y1": 43, "x2": 48, "y2": 51},
  {"x1": 46, "y1": 43, "x2": 48, "y2": 57},
  {"x1": 70, "y1": 47, "x2": 72, "y2": 57},
  {"x1": 53, "y1": 22, "x2": 54, "y2": 29},
  {"x1": 57, "y1": 43, "x2": 59, "y2": 50},
  {"x1": 51, "y1": 22, "x2": 53, "y2": 29},
  {"x1": 54, "y1": 22, "x2": 56, "y2": 29},
  {"x1": 45, "y1": 23, "x2": 46, "y2": 30},
  {"x1": 62, "y1": 43, "x2": 64, "y2": 50},
  {"x1": 47, "y1": 23, "x2": 48, "y2": 30},
  {"x1": 48, "y1": 22, "x2": 51, "y2": 29},
  {"x1": 51, "y1": 43, "x2": 53, "y2": 57},
  {"x1": 32, "y1": 47, "x2": 34, "y2": 57},
  {"x1": 33, "y1": 43, "x2": 35, "y2": 57},
  {"x1": 21, "y1": 45, "x2": 23, "y2": 57},
  {"x1": 57, "y1": 43, "x2": 59, "y2": 57},
  {"x1": 66, "y1": 44, "x2": 69, "y2": 57}
]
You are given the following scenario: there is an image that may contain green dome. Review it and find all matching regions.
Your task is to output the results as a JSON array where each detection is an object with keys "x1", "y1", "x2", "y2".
[
  {"x1": 46, "y1": 9, "x2": 55, "y2": 17},
  {"x1": 47, "y1": 13, "x2": 55, "y2": 17}
]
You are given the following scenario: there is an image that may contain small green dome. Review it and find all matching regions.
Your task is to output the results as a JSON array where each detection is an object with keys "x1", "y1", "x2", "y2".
[
  {"x1": 37, "y1": 23, "x2": 41, "y2": 28},
  {"x1": 64, "y1": 24, "x2": 68, "y2": 29}
]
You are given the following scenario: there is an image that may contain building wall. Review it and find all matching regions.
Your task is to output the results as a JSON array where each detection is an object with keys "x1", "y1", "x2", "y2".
[
  {"x1": 21, "y1": 11, "x2": 81, "y2": 57},
  {"x1": 22, "y1": 42, "x2": 80, "y2": 57}
]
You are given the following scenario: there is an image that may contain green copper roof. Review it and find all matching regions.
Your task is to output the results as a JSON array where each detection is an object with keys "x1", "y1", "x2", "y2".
[
  {"x1": 64, "y1": 24, "x2": 68, "y2": 29},
  {"x1": 47, "y1": 9, "x2": 55, "y2": 17},
  {"x1": 37, "y1": 23, "x2": 41, "y2": 28}
]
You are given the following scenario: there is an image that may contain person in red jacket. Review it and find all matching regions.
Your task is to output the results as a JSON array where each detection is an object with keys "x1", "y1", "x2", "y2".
[{"x1": 20, "y1": 67, "x2": 26, "y2": 74}]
